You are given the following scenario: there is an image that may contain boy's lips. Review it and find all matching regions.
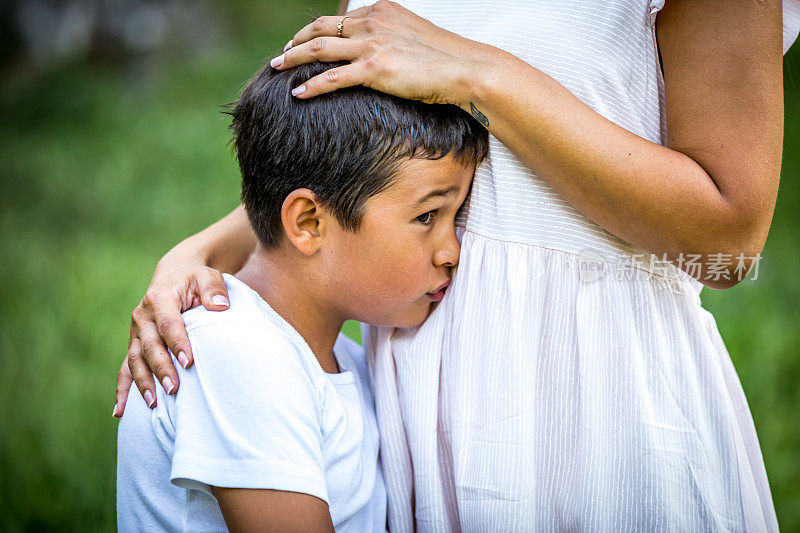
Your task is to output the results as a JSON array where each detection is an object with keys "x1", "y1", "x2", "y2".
[{"x1": 427, "y1": 278, "x2": 451, "y2": 302}]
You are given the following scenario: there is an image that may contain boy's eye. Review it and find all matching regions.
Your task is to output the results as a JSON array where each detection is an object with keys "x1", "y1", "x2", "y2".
[{"x1": 415, "y1": 210, "x2": 436, "y2": 225}]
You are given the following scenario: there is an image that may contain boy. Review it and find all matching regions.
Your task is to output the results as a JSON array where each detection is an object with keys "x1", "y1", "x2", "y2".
[{"x1": 116, "y1": 58, "x2": 488, "y2": 531}]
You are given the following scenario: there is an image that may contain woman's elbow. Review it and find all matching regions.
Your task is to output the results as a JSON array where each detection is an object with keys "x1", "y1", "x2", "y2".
[{"x1": 697, "y1": 221, "x2": 769, "y2": 290}]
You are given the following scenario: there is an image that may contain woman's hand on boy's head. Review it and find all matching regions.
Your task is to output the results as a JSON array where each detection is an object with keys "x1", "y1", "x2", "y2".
[
  {"x1": 114, "y1": 263, "x2": 230, "y2": 417},
  {"x1": 270, "y1": 0, "x2": 496, "y2": 107}
]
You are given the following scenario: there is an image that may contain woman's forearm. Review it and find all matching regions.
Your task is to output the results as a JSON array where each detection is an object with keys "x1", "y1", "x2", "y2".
[
  {"x1": 462, "y1": 55, "x2": 727, "y2": 259},
  {"x1": 159, "y1": 205, "x2": 256, "y2": 275}
]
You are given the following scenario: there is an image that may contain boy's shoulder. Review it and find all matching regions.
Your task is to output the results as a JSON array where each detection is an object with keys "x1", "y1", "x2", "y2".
[
  {"x1": 181, "y1": 273, "x2": 268, "y2": 331},
  {"x1": 179, "y1": 274, "x2": 314, "y2": 372},
  {"x1": 174, "y1": 275, "x2": 332, "y2": 405},
  {"x1": 178, "y1": 274, "x2": 366, "y2": 390}
]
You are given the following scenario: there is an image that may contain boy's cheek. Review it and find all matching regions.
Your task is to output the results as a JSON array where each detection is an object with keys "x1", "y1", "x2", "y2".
[{"x1": 359, "y1": 282, "x2": 430, "y2": 325}]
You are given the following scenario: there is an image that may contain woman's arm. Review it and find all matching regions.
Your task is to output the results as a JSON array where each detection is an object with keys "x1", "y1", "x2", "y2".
[
  {"x1": 278, "y1": 0, "x2": 784, "y2": 288},
  {"x1": 115, "y1": 205, "x2": 256, "y2": 415},
  {"x1": 189, "y1": 204, "x2": 257, "y2": 275},
  {"x1": 460, "y1": 0, "x2": 783, "y2": 288}
]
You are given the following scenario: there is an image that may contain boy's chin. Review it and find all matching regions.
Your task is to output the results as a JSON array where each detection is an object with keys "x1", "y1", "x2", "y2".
[
  {"x1": 359, "y1": 301, "x2": 434, "y2": 329},
  {"x1": 394, "y1": 302, "x2": 435, "y2": 329}
]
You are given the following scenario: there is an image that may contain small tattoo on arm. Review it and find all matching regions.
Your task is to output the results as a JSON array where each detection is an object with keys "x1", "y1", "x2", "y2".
[{"x1": 469, "y1": 102, "x2": 489, "y2": 127}]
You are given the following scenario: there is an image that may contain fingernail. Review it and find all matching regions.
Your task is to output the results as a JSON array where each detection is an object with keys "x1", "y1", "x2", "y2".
[
  {"x1": 112, "y1": 403, "x2": 119, "y2": 418},
  {"x1": 212, "y1": 295, "x2": 229, "y2": 307},
  {"x1": 144, "y1": 389, "x2": 155, "y2": 408},
  {"x1": 292, "y1": 85, "x2": 306, "y2": 97},
  {"x1": 283, "y1": 39, "x2": 293, "y2": 51},
  {"x1": 162, "y1": 376, "x2": 175, "y2": 395},
  {"x1": 270, "y1": 54, "x2": 285, "y2": 68},
  {"x1": 177, "y1": 351, "x2": 190, "y2": 369}
]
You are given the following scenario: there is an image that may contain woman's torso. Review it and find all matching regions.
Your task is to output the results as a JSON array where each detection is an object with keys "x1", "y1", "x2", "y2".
[{"x1": 346, "y1": 1, "x2": 797, "y2": 531}]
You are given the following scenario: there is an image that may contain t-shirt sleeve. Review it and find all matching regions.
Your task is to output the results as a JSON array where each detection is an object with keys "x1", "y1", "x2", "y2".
[
  {"x1": 168, "y1": 320, "x2": 329, "y2": 504},
  {"x1": 649, "y1": 0, "x2": 800, "y2": 55}
]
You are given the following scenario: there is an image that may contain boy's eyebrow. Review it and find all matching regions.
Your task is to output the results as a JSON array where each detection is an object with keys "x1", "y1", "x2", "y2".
[{"x1": 414, "y1": 185, "x2": 459, "y2": 206}]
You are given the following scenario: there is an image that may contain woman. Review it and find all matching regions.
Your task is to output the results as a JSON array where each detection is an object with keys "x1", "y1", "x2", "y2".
[{"x1": 115, "y1": 0, "x2": 800, "y2": 530}]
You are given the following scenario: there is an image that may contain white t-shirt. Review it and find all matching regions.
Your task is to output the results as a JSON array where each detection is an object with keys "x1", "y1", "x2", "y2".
[{"x1": 116, "y1": 274, "x2": 387, "y2": 532}]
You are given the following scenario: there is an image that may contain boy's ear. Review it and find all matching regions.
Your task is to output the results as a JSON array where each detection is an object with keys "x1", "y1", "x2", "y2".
[{"x1": 280, "y1": 188, "x2": 329, "y2": 255}]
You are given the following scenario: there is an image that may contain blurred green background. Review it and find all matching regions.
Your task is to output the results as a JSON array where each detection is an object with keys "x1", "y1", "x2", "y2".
[{"x1": 1, "y1": 0, "x2": 799, "y2": 530}]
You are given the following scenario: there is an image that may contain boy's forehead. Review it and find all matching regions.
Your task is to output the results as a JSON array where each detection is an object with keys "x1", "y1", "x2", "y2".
[{"x1": 390, "y1": 155, "x2": 472, "y2": 192}]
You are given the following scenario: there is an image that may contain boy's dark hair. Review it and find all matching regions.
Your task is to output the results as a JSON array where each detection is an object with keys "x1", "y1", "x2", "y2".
[{"x1": 226, "y1": 59, "x2": 489, "y2": 248}]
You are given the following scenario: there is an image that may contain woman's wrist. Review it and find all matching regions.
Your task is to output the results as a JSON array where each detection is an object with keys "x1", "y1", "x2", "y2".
[
  {"x1": 155, "y1": 236, "x2": 211, "y2": 277},
  {"x1": 454, "y1": 45, "x2": 520, "y2": 128},
  {"x1": 156, "y1": 206, "x2": 257, "y2": 276}
]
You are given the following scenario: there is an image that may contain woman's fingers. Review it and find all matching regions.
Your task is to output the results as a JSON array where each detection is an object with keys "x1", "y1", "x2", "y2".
[
  {"x1": 114, "y1": 355, "x2": 133, "y2": 418},
  {"x1": 289, "y1": 6, "x2": 374, "y2": 46},
  {"x1": 196, "y1": 268, "x2": 230, "y2": 313},
  {"x1": 272, "y1": 0, "x2": 472, "y2": 104},
  {"x1": 151, "y1": 293, "x2": 194, "y2": 370},
  {"x1": 137, "y1": 315, "x2": 181, "y2": 397},
  {"x1": 115, "y1": 322, "x2": 143, "y2": 417},
  {"x1": 134, "y1": 290, "x2": 181, "y2": 398},
  {"x1": 290, "y1": 63, "x2": 364, "y2": 99},
  {"x1": 120, "y1": 265, "x2": 227, "y2": 411},
  {"x1": 271, "y1": 35, "x2": 359, "y2": 71},
  {"x1": 273, "y1": 32, "x2": 368, "y2": 99},
  {"x1": 127, "y1": 335, "x2": 159, "y2": 408}
]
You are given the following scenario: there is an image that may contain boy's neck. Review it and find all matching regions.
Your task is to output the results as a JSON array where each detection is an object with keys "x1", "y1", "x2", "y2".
[{"x1": 234, "y1": 245, "x2": 344, "y2": 373}]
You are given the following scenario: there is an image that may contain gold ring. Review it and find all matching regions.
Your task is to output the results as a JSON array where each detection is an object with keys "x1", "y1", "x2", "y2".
[{"x1": 337, "y1": 15, "x2": 349, "y2": 37}]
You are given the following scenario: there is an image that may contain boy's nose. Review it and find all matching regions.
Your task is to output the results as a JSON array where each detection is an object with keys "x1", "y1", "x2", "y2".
[{"x1": 433, "y1": 229, "x2": 460, "y2": 268}]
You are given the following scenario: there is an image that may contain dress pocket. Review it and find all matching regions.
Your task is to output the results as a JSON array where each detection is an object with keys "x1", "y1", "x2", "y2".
[{"x1": 642, "y1": 368, "x2": 740, "y2": 530}]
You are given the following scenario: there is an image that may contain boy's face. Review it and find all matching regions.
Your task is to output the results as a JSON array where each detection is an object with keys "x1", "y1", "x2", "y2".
[{"x1": 324, "y1": 154, "x2": 475, "y2": 328}]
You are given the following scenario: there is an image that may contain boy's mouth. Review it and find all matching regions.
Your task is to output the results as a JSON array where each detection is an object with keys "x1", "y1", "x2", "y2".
[{"x1": 427, "y1": 279, "x2": 451, "y2": 302}]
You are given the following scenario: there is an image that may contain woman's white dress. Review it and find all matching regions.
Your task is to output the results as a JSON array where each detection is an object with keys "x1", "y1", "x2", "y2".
[{"x1": 345, "y1": 1, "x2": 800, "y2": 531}]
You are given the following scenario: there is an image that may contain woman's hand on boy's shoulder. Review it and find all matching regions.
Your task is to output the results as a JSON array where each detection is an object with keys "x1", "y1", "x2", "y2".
[{"x1": 114, "y1": 256, "x2": 230, "y2": 418}]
